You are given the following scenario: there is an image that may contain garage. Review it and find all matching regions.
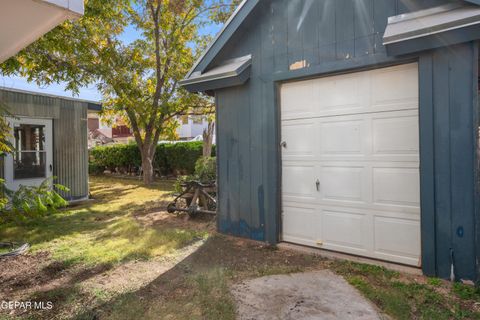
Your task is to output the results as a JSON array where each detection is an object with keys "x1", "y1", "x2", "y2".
[
  {"x1": 280, "y1": 63, "x2": 421, "y2": 266},
  {"x1": 181, "y1": 0, "x2": 480, "y2": 280}
]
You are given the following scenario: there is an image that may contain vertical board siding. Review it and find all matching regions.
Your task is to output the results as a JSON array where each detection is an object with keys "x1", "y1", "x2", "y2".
[
  {"x1": 418, "y1": 53, "x2": 436, "y2": 276},
  {"x1": 210, "y1": 0, "x2": 479, "y2": 279},
  {"x1": 445, "y1": 43, "x2": 477, "y2": 280},
  {"x1": 429, "y1": 43, "x2": 478, "y2": 280},
  {"x1": 432, "y1": 49, "x2": 453, "y2": 279},
  {"x1": 474, "y1": 42, "x2": 480, "y2": 284},
  {"x1": 0, "y1": 90, "x2": 89, "y2": 200}
]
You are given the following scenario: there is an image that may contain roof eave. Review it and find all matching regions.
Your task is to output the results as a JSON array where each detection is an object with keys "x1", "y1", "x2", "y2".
[
  {"x1": 383, "y1": 2, "x2": 480, "y2": 55},
  {"x1": 180, "y1": 64, "x2": 251, "y2": 93}
]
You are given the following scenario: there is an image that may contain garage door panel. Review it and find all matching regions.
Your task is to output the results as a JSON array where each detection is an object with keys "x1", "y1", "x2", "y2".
[
  {"x1": 280, "y1": 79, "x2": 317, "y2": 119},
  {"x1": 281, "y1": 120, "x2": 316, "y2": 159},
  {"x1": 374, "y1": 216, "x2": 421, "y2": 265},
  {"x1": 319, "y1": 119, "x2": 365, "y2": 155},
  {"x1": 370, "y1": 63, "x2": 418, "y2": 112},
  {"x1": 373, "y1": 167, "x2": 420, "y2": 208},
  {"x1": 282, "y1": 163, "x2": 317, "y2": 201},
  {"x1": 281, "y1": 63, "x2": 420, "y2": 266},
  {"x1": 282, "y1": 205, "x2": 318, "y2": 245},
  {"x1": 322, "y1": 209, "x2": 368, "y2": 252},
  {"x1": 320, "y1": 166, "x2": 365, "y2": 203},
  {"x1": 317, "y1": 74, "x2": 368, "y2": 112},
  {"x1": 373, "y1": 113, "x2": 419, "y2": 155}
]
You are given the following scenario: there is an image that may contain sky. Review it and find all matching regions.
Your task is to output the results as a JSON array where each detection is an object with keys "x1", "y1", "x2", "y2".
[{"x1": 0, "y1": 18, "x2": 222, "y2": 102}]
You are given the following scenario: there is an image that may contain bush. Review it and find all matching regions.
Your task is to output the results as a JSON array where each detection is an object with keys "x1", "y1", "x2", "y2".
[
  {"x1": 195, "y1": 157, "x2": 216, "y2": 183},
  {"x1": 1, "y1": 178, "x2": 69, "y2": 222},
  {"x1": 89, "y1": 142, "x2": 216, "y2": 176},
  {"x1": 173, "y1": 157, "x2": 216, "y2": 193}
]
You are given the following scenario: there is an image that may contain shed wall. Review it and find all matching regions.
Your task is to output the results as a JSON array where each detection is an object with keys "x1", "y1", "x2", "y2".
[
  {"x1": 53, "y1": 100, "x2": 89, "y2": 200},
  {"x1": 213, "y1": 0, "x2": 479, "y2": 280},
  {"x1": 0, "y1": 90, "x2": 89, "y2": 200}
]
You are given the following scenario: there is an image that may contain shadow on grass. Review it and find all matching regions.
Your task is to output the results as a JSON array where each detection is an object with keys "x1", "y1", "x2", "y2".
[
  {"x1": 68, "y1": 235, "x2": 322, "y2": 320},
  {"x1": 0, "y1": 177, "x2": 175, "y2": 251}
]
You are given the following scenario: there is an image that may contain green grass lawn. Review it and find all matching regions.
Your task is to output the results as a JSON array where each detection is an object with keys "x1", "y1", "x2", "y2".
[
  {"x1": 0, "y1": 176, "x2": 479, "y2": 320},
  {"x1": 0, "y1": 176, "x2": 208, "y2": 266}
]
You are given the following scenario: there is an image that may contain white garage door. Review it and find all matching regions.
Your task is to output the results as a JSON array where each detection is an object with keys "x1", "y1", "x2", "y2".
[{"x1": 280, "y1": 63, "x2": 421, "y2": 266}]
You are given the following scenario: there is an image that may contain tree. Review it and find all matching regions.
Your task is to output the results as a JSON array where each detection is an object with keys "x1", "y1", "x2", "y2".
[{"x1": 0, "y1": 0, "x2": 240, "y2": 185}]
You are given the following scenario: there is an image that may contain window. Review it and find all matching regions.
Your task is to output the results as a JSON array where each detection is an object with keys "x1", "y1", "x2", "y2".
[{"x1": 13, "y1": 124, "x2": 46, "y2": 179}]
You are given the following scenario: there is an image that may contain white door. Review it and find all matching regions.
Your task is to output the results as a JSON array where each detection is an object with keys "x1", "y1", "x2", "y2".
[
  {"x1": 4, "y1": 117, "x2": 53, "y2": 191},
  {"x1": 280, "y1": 63, "x2": 421, "y2": 266}
]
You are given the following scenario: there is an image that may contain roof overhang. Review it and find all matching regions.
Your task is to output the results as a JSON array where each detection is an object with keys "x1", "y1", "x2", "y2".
[
  {"x1": 180, "y1": 55, "x2": 252, "y2": 93},
  {"x1": 383, "y1": 2, "x2": 480, "y2": 56},
  {"x1": 0, "y1": 0, "x2": 84, "y2": 63},
  {"x1": 464, "y1": 0, "x2": 480, "y2": 5}
]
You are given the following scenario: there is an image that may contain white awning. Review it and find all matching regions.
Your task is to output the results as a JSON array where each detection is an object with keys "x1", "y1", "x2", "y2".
[
  {"x1": 383, "y1": 3, "x2": 480, "y2": 45},
  {"x1": 0, "y1": 0, "x2": 84, "y2": 63}
]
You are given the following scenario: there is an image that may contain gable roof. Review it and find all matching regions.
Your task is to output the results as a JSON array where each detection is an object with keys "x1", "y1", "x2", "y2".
[{"x1": 185, "y1": 0, "x2": 259, "y2": 78}]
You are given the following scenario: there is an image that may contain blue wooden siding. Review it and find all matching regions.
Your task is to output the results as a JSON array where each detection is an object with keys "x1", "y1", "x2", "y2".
[{"x1": 212, "y1": 0, "x2": 479, "y2": 280}]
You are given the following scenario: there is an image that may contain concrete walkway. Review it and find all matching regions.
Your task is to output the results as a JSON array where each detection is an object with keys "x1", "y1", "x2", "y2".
[{"x1": 231, "y1": 270, "x2": 385, "y2": 320}]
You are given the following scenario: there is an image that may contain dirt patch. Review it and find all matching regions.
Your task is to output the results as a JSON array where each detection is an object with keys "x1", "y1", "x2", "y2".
[
  {"x1": 134, "y1": 210, "x2": 217, "y2": 234},
  {"x1": 0, "y1": 252, "x2": 63, "y2": 299},
  {"x1": 84, "y1": 238, "x2": 207, "y2": 294}
]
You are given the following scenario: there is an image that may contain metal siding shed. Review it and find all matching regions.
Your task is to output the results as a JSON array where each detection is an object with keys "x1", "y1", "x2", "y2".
[{"x1": 0, "y1": 88, "x2": 91, "y2": 200}]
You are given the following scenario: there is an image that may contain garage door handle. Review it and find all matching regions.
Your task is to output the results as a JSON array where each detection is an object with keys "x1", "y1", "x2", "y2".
[{"x1": 316, "y1": 179, "x2": 320, "y2": 191}]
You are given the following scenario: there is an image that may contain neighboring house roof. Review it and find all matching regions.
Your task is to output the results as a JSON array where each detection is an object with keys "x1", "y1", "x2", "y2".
[{"x1": 94, "y1": 128, "x2": 113, "y2": 139}]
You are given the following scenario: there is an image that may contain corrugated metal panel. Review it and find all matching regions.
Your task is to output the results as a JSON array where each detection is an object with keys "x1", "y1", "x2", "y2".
[
  {"x1": 0, "y1": 89, "x2": 60, "y2": 118},
  {"x1": 53, "y1": 100, "x2": 88, "y2": 200}
]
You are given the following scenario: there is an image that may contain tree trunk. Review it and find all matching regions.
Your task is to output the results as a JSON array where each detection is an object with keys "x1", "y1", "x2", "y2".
[
  {"x1": 141, "y1": 148, "x2": 155, "y2": 185},
  {"x1": 202, "y1": 121, "x2": 215, "y2": 157}
]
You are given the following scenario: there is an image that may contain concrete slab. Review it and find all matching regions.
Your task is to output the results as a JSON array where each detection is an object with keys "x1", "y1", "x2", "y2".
[{"x1": 231, "y1": 270, "x2": 385, "y2": 320}]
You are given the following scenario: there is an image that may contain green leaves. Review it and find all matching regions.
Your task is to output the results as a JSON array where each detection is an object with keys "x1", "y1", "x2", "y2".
[
  {"x1": 0, "y1": 177, "x2": 70, "y2": 222},
  {"x1": 0, "y1": 0, "x2": 239, "y2": 183}
]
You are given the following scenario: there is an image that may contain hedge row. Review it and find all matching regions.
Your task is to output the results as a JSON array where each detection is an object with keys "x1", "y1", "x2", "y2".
[{"x1": 89, "y1": 142, "x2": 216, "y2": 176}]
